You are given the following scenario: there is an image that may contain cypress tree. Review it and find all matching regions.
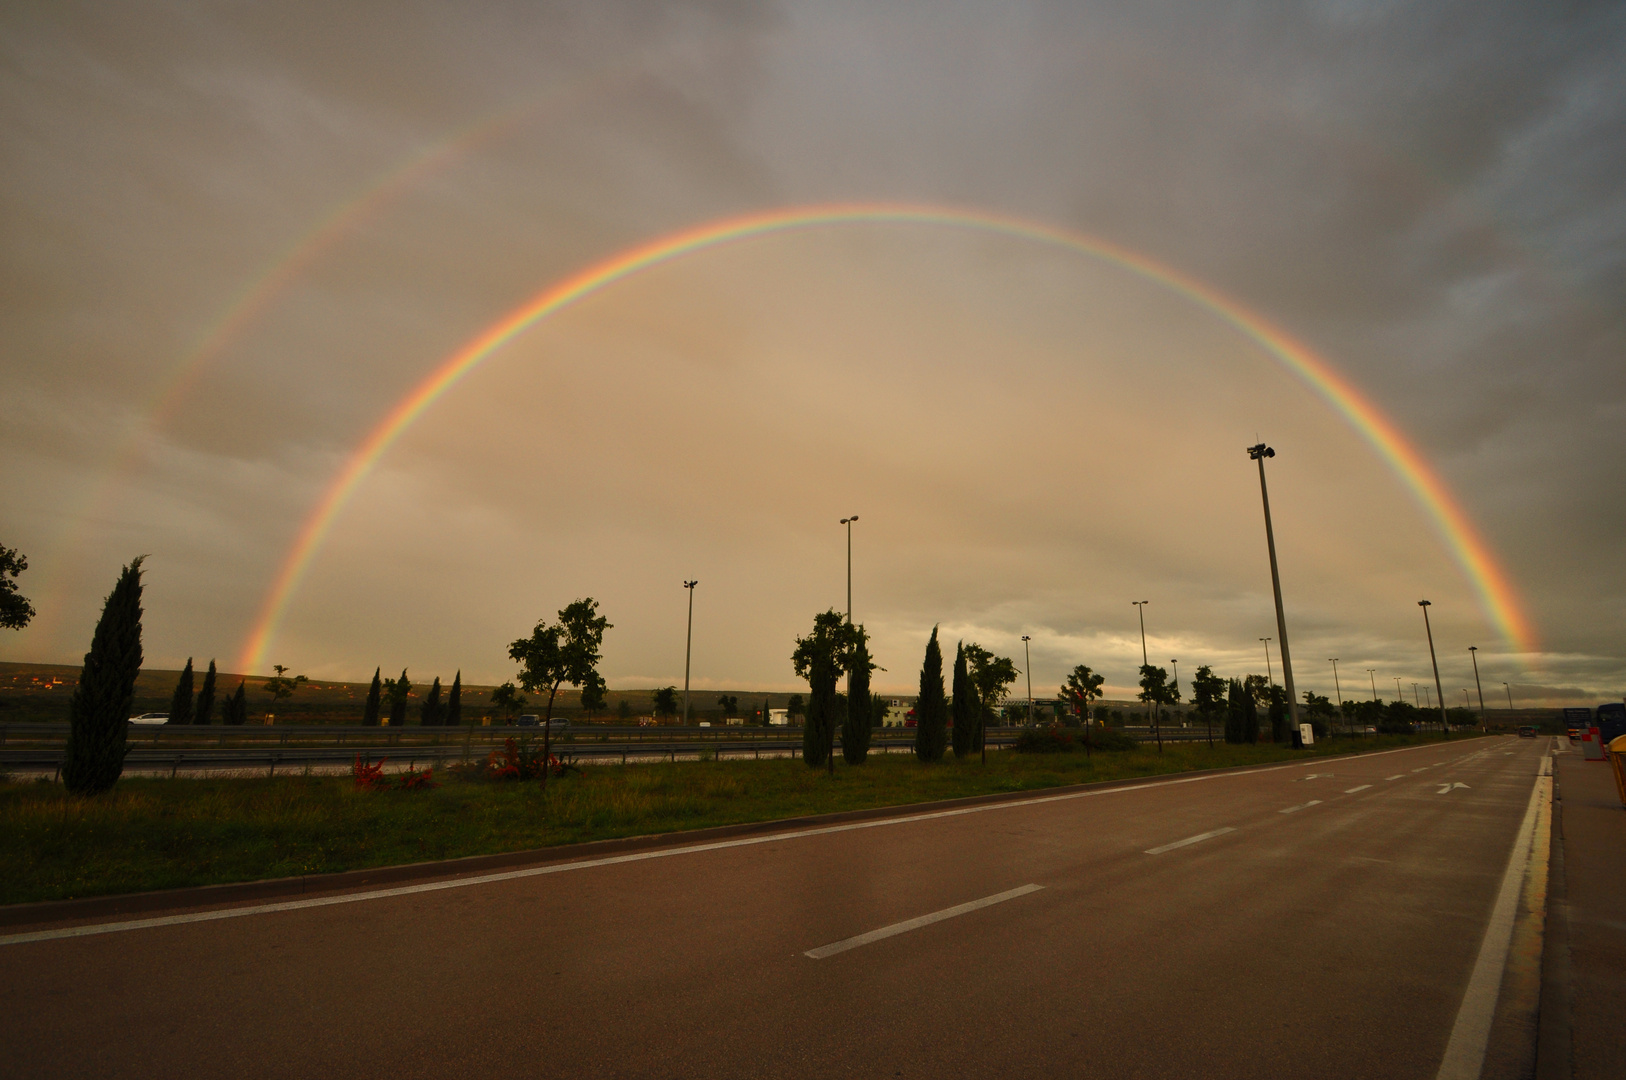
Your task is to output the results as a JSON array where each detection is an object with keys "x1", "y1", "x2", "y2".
[
  {"x1": 420, "y1": 676, "x2": 443, "y2": 726},
  {"x1": 1243, "y1": 683, "x2": 1260, "y2": 744},
  {"x1": 225, "y1": 680, "x2": 247, "y2": 725},
  {"x1": 762, "y1": 698, "x2": 773, "y2": 727},
  {"x1": 446, "y1": 671, "x2": 462, "y2": 727},
  {"x1": 803, "y1": 658, "x2": 834, "y2": 768},
  {"x1": 388, "y1": 669, "x2": 411, "y2": 727},
  {"x1": 951, "y1": 642, "x2": 975, "y2": 759},
  {"x1": 362, "y1": 667, "x2": 382, "y2": 726},
  {"x1": 194, "y1": 659, "x2": 217, "y2": 726},
  {"x1": 62, "y1": 557, "x2": 145, "y2": 795},
  {"x1": 843, "y1": 631, "x2": 873, "y2": 764},
  {"x1": 914, "y1": 626, "x2": 947, "y2": 762},
  {"x1": 167, "y1": 658, "x2": 195, "y2": 726},
  {"x1": 1268, "y1": 686, "x2": 1290, "y2": 743},
  {"x1": 1225, "y1": 679, "x2": 1244, "y2": 744}
]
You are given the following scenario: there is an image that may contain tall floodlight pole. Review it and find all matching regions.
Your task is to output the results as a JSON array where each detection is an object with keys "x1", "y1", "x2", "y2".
[
  {"x1": 682, "y1": 580, "x2": 698, "y2": 726},
  {"x1": 1396, "y1": 677, "x2": 1404, "y2": 702},
  {"x1": 1022, "y1": 635, "x2": 1034, "y2": 727},
  {"x1": 1132, "y1": 602, "x2": 1149, "y2": 666},
  {"x1": 1329, "y1": 659, "x2": 1344, "y2": 734},
  {"x1": 1413, "y1": 682, "x2": 1420, "y2": 708},
  {"x1": 839, "y1": 516, "x2": 859, "y2": 623},
  {"x1": 1418, "y1": 600, "x2": 1449, "y2": 738},
  {"x1": 1246, "y1": 444, "x2": 1300, "y2": 735},
  {"x1": 1504, "y1": 682, "x2": 1513, "y2": 710},
  {"x1": 1260, "y1": 638, "x2": 1274, "y2": 684},
  {"x1": 1367, "y1": 669, "x2": 1378, "y2": 701},
  {"x1": 1468, "y1": 646, "x2": 1486, "y2": 730}
]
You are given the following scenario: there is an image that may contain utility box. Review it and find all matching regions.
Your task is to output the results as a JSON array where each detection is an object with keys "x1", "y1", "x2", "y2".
[{"x1": 1299, "y1": 723, "x2": 1315, "y2": 746}]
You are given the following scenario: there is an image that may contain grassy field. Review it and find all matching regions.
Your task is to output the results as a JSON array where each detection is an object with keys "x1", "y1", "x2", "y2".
[{"x1": 0, "y1": 732, "x2": 1470, "y2": 906}]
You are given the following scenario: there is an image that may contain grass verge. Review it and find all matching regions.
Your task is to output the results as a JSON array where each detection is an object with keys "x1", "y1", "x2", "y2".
[{"x1": 1, "y1": 733, "x2": 1462, "y2": 905}]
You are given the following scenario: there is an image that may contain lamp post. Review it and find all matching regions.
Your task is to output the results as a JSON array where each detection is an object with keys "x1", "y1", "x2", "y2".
[
  {"x1": 1504, "y1": 682, "x2": 1513, "y2": 710},
  {"x1": 1021, "y1": 635, "x2": 1034, "y2": 727},
  {"x1": 1468, "y1": 646, "x2": 1486, "y2": 730},
  {"x1": 1260, "y1": 638, "x2": 1274, "y2": 685},
  {"x1": 1367, "y1": 668, "x2": 1377, "y2": 701},
  {"x1": 1132, "y1": 601, "x2": 1149, "y2": 666},
  {"x1": 1329, "y1": 659, "x2": 1344, "y2": 735},
  {"x1": 1413, "y1": 682, "x2": 1420, "y2": 708},
  {"x1": 682, "y1": 580, "x2": 698, "y2": 726},
  {"x1": 1395, "y1": 676, "x2": 1403, "y2": 703},
  {"x1": 839, "y1": 516, "x2": 859, "y2": 623},
  {"x1": 1418, "y1": 600, "x2": 1448, "y2": 738},
  {"x1": 1246, "y1": 443, "x2": 1300, "y2": 737}
]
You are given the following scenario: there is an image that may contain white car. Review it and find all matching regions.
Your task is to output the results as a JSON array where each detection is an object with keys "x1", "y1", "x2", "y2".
[{"x1": 128, "y1": 713, "x2": 169, "y2": 726}]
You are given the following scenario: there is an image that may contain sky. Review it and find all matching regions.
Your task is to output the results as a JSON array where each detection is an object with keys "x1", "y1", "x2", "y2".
[{"x1": 2, "y1": 1, "x2": 1622, "y2": 708}]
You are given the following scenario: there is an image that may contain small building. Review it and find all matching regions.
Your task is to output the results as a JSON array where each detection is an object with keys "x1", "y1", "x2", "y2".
[
  {"x1": 883, "y1": 701, "x2": 913, "y2": 727},
  {"x1": 769, "y1": 708, "x2": 790, "y2": 726}
]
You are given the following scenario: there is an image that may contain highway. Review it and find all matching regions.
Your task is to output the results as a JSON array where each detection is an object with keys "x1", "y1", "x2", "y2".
[{"x1": 0, "y1": 736, "x2": 1550, "y2": 1078}]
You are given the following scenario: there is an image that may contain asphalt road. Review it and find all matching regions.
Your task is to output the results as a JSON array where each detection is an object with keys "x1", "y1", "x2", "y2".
[{"x1": 0, "y1": 736, "x2": 1549, "y2": 1079}]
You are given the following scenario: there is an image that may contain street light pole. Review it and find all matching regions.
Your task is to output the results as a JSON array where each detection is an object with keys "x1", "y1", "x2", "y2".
[
  {"x1": 1021, "y1": 635, "x2": 1034, "y2": 727},
  {"x1": 682, "y1": 580, "x2": 698, "y2": 727},
  {"x1": 1504, "y1": 682, "x2": 1513, "y2": 710},
  {"x1": 1395, "y1": 677, "x2": 1403, "y2": 703},
  {"x1": 1260, "y1": 638, "x2": 1274, "y2": 685},
  {"x1": 1469, "y1": 646, "x2": 1486, "y2": 730},
  {"x1": 839, "y1": 516, "x2": 859, "y2": 623},
  {"x1": 1367, "y1": 669, "x2": 1377, "y2": 701},
  {"x1": 1418, "y1": 600, "x2": 1449, "y2": 738},
  {"x1": 1132, "y1": 601, "x2": 1149, "y2": 666},
  {"x1": 1329, "y1": 659, "x2": 1344, "y2": 735},
  {"x1": 1247, "y1": 443, "x2": 1300, "y2": 737}
]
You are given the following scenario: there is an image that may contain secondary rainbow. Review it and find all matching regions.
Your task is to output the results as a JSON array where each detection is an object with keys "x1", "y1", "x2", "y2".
[{"x1": 238, "y1": 202, "x2": 1537, "y2": 670}]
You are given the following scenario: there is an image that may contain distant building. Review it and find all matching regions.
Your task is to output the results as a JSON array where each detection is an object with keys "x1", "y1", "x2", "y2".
[
  {"x1": 884, "y1": 700, "x2": 912, "y2": 727},
  {"x1": 769, "y1": 708, "x2": 790, "y2": 726}
]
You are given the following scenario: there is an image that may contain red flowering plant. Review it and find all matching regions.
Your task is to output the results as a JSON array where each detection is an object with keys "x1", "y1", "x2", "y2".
[
  {"x1": 484, "y1": 737, "x2": 574, "y2": 782},
  {"x1": 397, "y1": 766, "x2": 438, "y2": 790},
  {"x1": 352, "y1": 755, "x2": 389, "y2": 790}
]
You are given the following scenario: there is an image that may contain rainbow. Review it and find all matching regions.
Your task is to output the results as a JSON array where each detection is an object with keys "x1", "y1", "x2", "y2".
[{"x1": 238, "y1": 202, "x2": 1537, "y2": 671}]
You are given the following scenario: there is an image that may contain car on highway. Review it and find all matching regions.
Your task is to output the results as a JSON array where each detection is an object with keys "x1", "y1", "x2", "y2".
[
  {"x1": 515, "y1": 714, "x2": 568, "y2": 730},
  {"x1": 1517, "y1": 725, "x2": 1537, "y2": 738},
  {"x1": 128, "y1": 713, "x2": 168, "y2": 726}
]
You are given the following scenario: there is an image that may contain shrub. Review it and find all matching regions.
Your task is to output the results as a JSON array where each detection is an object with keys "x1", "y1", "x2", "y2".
[
  {"x1": 1084, "y1": 727, "x2": 1139, "y2": 752},
  {"x1": 1014, "y1": 725, "x2": 1074, "y2": 753}
]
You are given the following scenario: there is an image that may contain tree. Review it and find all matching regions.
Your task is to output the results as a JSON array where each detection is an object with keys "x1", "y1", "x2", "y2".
[
  {"x1": 791, "y1": 610, "x2": 861, "y2": 770},
  {"x1": 1268, "y1": 684, "x2": 1290, "y2": 743},
  {"x1": 509, "y1": 597, "x2": 612, "y2": 788},
  {"x1": 761, "y1": 698, "x2": 774, "y2": 726},
  {"x1": 580, "y1": 672, "x2": 606, "y2": 720},
  {"x1": 384, "y1": 670, "x2": 411, "y2": 727},
  {"x1": 963, "y1": 643, "x2": 1018, "y2": 725},
  {"x1": 1060, "y1": 664, "x2": 1105, "y2": 754},
  {"x1": 420, "y1": 676, "x2": 444, "y2": 726},
  {"x1": 1138, "y1": 664, "x2": 1173, "y2": 752},
  {"x1": 0, "y1": 545, "x2": 35, "y2": 630},
  {"x1": 195, "y1": 659, "x2": 218, "y2": 727},
  {"x1": 1243, "y1": 674, "x2": 1271, "y2": 707},
  {"x1": 491, "y1": 680, "x2": 526, "y2": 722},
  {"x1": 617, "y1": 699, "x2": 632, "y2": 722},
  {"x1": 62, "y1": 557, "x2": 144, "y2": 795},
  {"x1": 844, "y1": 628, "x2": 876, "y2": 764},
  {"x1": 223, "y1": 681, "x2": 248, "y2": 726},
  {"x1": 1225, "y1": 678, "x2": 1259, "y2": 744},
  {"x1": 167, "y1": 658, "x2": 195, "y2": 726},
  {"x1": 264, "y1": 664, "x2": 307, "y2": 721},
  {"x1": 1191, "y1": 665, "x2": 1226, "y2": 746},
  {"x1": 914, "y1": 626, "x2": 948, "y2": 762},
  {"x1": 786, "y1": 693, "x2": 805, "y2": 720},
  {"x1": 717, "y1": 694, "x2": 739, "y2": 720},
  {"x1": 446, "y1": 671, "x2": 463, "y2": 727},
  {"x1": 1301, "y1": 691, "x2": 1334, "y2": 737},
  {"x1": 362, "y1": 668, "x2": 383, "y2": 726},
  {"x1": 652, "y1": 686, "x2": 679, "y2": 720},
  {"x1": 951, "y1": 642, "x2": 976, "y2": 760}
]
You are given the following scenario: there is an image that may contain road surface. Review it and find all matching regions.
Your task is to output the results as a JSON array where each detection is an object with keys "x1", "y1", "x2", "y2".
[{"x1": 0, "y1": 736, "x2": 1550, "y2": 1078}]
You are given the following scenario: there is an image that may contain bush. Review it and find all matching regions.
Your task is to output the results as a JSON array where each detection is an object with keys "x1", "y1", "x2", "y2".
[
  {"x1": 1014, "y1": 726, "x2": 1074, "y2": 753},
  {"x1": 1082, "y1": 727, "x2": 1138, "y2": 752}
]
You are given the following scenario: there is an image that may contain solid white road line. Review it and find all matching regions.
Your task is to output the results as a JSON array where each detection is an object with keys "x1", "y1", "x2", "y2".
[
  {"x1": 804, "y1": 885, "x2": 1044, "y2": 959},
  {"x1": 1144, "y1": 827, "x2": 1237, "y2": 855},
  {"x1": 1344, "y1": 785, "x2": 1372, "y2": 794},
  {"x1": 0, "y1": 737, "x2": 1500, "y2": 948},
  {"x1": 1385, "y1": 775, "x2": 1404, "y2": 781},
  {"x1": 1434, "y1": 758, "x2": 1552, "y2": 1080},
  {"x1": 1280, "y1": 800, "x2": 1322, "y2": 814}
]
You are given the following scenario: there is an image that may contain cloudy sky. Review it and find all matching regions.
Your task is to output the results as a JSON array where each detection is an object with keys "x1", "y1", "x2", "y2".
[{"x1": 3, "y1": 1, "x2": 1622, "y2": 707}]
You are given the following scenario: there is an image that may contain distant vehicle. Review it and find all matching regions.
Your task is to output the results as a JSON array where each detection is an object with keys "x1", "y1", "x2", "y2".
[
  {"x1": 515, "y1": 714, "x2": 568, "y2": 729},
  {"x1": 698, "y1": 721, "x2": 711, "y2": 727},
  {"x1": 1595, "y1": 703, "x2": 1626, "y2": 744},
  {"x1": 128, "y1": 713, "x2": 168, "y2": 726},
  {"x1": 1517, "y1": 725, "x2": 1538, "y2": 738}
]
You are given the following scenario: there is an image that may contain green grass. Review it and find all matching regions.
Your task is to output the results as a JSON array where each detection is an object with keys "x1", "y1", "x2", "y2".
[{"x1": 0, "y1": 733, "x2": 1462, "y2": 906}]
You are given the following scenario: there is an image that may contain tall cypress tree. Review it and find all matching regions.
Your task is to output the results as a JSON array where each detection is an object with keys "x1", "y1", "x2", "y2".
[
  {"x1": 194, "y1": 659, "x2": 217, "y2": 726},
  {"x1": 420, "y1": 676, "x2": 444, "y2": 726},
  {"x1": 951, "y1": 641, "x2": 975, "y2": 759},
  {"x1": 167, "y1": 658, "x2": 195, "y2": 726},
  {"x1": 914, "y1": 626, "x2": 947, "y2": 762},
  {"x1": 446, "y1": 671, "x2": 462, "y2": 727},
  {"x1": 362, "y1": 667, "x2": 382, "y2": 726},
  {"x1": 1225, "y1": 679, "x2": 1244, "y2": 744},
  {"x1": 1268, "y1": 685, "x2": 1290, "y2": 743},
  {"x1": 63, "y1": 557, "x2": 145, "y2": 795},
  {"x1": 1243, "y1": 682, "x2": 1261, "y2": 744},
  {"x1": 387, "y1": 669, "x2": 411, "y2": 727},
  {"x1": 225, "y1": 680, "x2": 247, "y2": 725},
  {"x1": 843, "y1": 630, "x2": 873, "y2": 764}
]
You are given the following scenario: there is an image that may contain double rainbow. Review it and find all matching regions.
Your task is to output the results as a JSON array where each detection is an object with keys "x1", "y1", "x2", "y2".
[{"x1": 237, "y1": 202, "x2": 1536, "y2": 670}]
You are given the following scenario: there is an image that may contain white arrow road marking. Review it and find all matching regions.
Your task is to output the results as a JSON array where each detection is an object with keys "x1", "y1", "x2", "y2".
[
  {"x1": 1436, "y1": 782, "x2": 1470, "y2": 795},
  {"x1": 1145, "y1": 827, "x2": 1237, "y2": 855},
  {"x1": 1280, "y1": 800, "x2": 1323, "y2": 814},
  {"x1": 1344, "y1": 785, "x2": 1372, "y2": 794},
  {"x1": 805, "y1": 884, "x2": 1045, "y2": 958}
]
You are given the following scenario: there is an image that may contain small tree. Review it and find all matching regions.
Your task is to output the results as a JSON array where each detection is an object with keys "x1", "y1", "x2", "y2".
[
  {"x1": 951, "y1": 642, "x2": 976, "y2": 760},
  {"x1": 717, "y1": 694, "x2": 739, "y2": 720},
  {"x1": 1060, "y1": 664, "x2": 1105, "y2": 753},
  {"x1": 1191, "y1": 665, "x2": 1226, "y2": 746},
  {"x1": 844, "y1": 628, "x2": 876, "y2": 764},
  {"x1": 446, "y1": 671, "x2": 463, "y2": 727},
  {"x1": 964, "y1": 643, "x2": 1018, "y2": 728},
  {"x1": 194, "y1": 659, "x2": 218, "y2": 726},
  {"x1": 1268, "y1": 684, "x2": 1290, "y2": 743},
  {"x1": 491, "y1": 680, "x2": 526, "y2": 722},
  {"x1": 167, "y1": 658, "x2": 195, "y2": 726},
  {"x1": 1138, "y1": 664, "x2": 1171, "y2": 752},
  {"x1": 223, "y1": 680, "x2": 248, "y2": 725},
  {"x1": 420, "y1": 676, "x2": 444, "y2": 726},
  {"x1": 264, "y1": 664, "x2": 307, "y2": 722},
  {"x1": 914, "y1": 626, "x2": 948, "y2": 762},
  {"x1": 1226, "y1": 678, "x2": 1259, "y2": 744},
  {"x1": 509, "y1": 597, "x2": 612, "y2": 788},
  {"x1": 761, "y1": 698, "x2": 774, "y2": 726},
  {"x1": 652, "y1": 686, "x2": 679, "y2": 720},
  {"x1": 580, "y1": 672, "x2": 606, "y2": 720},
  {"x1": 0, "y1": 544, "x2": 36, "y2": 630},
  {"x1": 617, "y1": 699, "x2": 632, "y2": 722},
  {"x1": 62, "y1": 557, "x2": 145, "y2": 795},
  {"x1": 791, "y1": 610, "x2": 861, "y2": 771},
  {"x1": 786, "y1": 693, "x2": 804, "y2": 720},
  {"x1": 362, "y1": 668, "x2": 383, "y2": 726},
  {"x1": 384, "y1": 670, "x2": 411, "y2": 727}
]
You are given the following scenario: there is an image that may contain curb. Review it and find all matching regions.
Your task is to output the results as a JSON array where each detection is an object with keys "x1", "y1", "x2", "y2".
[{"x1": 1, "y1": 735, "x2": 1487, "y2": 929}]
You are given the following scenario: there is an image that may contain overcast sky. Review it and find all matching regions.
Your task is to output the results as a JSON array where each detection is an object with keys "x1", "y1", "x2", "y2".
[{"x1": 2, "y1": 1, "x2": 1622, "y2": 707}]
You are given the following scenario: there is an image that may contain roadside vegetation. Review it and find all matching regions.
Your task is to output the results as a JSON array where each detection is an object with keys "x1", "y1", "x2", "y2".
[{"x1": 1, "y1": 731, "x2": 1457, "y2": 906}]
